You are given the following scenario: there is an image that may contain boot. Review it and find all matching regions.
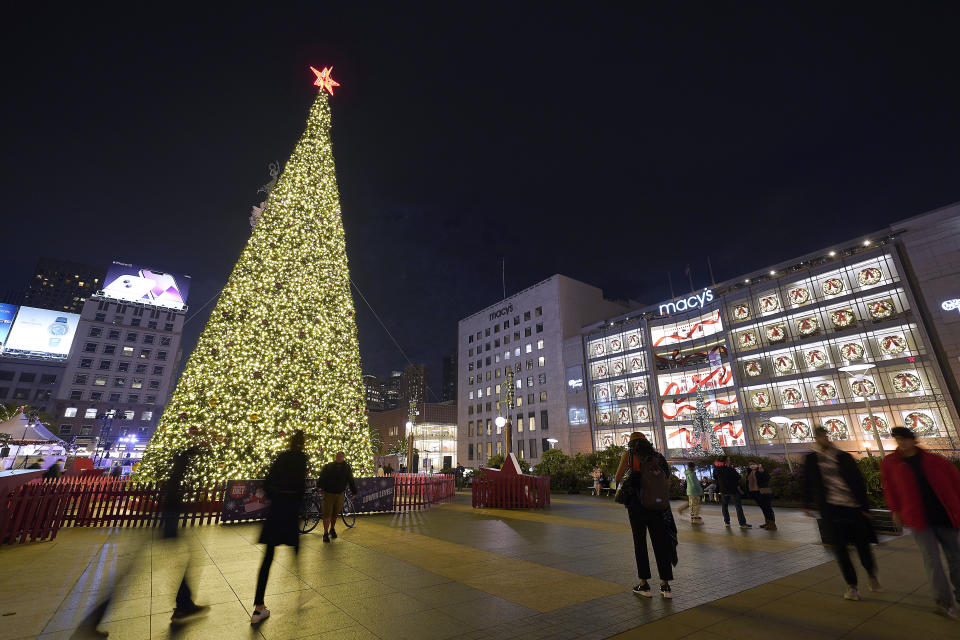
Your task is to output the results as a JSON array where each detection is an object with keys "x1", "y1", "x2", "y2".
[{"x1": 760, "y1": 519, "x2": 777, "y2": 530}]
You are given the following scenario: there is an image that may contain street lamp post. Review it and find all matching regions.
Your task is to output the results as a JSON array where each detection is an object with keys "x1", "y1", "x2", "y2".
[
  {"x1": 839, "y1": 364, "x2": 884, "y2": 455},
  {"x1": 546, "y1": 438, "x2": 558, "y2": 450},
  {"x1": 770, "y1": 416, "x2": 794, "y2": 473}
]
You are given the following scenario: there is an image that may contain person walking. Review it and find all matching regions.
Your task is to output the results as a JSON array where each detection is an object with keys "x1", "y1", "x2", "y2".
[
  {"x1": 250, "y1": 430, "x2": 308, "y2": 625},
  {"x1": 677, "y1": 462, "x2": 704, "y2": 524},
  {"x1": 615, "y1": 432, "x2": 678, "y2": 598},
  {"x1": 43, "y1": 461, "x2": 63, "y2": 480},
  {"x1": 455, "y1": 463, "x2": 465, "y2": 489},
  {"x1": 745, "y1": 461, "x2": 776, "y2": 530},
  {"x1": 591, "y1": 466, "x2": 603, "y2": 496},
  {"x1": 714, "y1": 457, "x2": 751, "y2": 528},
  {"x1": 881, "y1": 426, "x2": 960, "y2": 618},
  {"x1": 319, "y1": 450, "x2": 358, "y2": 543},
  {"x1": 803, "y1": 427, "x2": 880, "y2": 601}
]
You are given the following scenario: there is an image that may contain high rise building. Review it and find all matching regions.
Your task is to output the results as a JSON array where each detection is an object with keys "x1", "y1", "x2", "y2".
[
  {"x1": 384, "y1": 370, "x2": 402, "y2": 410},
  {"x1": 363, "y1": 374, "x2": 385, "y2": 412},
  {"x1": 441, "y1": 354, "x2": 457, "y2": 402},
  {"x1": 457, "y1": 275, "x2": 637, "y2": 466},
  {"x1": 368, "y1": 402, "x2": 458, "y2": 471},
  {"x1": 23, "y1": 258, "x2": 104, "y2": 313},
  {"x1": 400, "y1": 364, "x2": 429, "y2": 405}
]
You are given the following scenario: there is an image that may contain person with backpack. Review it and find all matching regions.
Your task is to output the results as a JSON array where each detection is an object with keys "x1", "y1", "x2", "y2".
[{"x1": 614, "y1": 432, "x2": 678, "y2": 598}]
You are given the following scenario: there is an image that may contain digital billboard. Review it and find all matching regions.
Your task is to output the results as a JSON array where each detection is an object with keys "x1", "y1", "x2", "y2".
[
  {"x1": 0, "y1": 303, "x2": 17, "y2": 347},
  {"x1": 2, "y1": 306, "x2": 81, "y2": 359},
  {"x1": 102, "y1": 261, "x2": 191, "y2": 310}
]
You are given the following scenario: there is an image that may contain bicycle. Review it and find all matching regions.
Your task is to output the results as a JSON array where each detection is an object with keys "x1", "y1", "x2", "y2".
[{"x1": 299, "y1": 488, "x2": 357, "y2": 534}]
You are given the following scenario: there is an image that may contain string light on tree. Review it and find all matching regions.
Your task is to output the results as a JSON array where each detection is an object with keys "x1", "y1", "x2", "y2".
[
  {"x1": 688, "y1": 387, "x2": 724, "y2": 458},
  {"x1": 135, "y1": 67, "x2": 371, "y2": 484}
]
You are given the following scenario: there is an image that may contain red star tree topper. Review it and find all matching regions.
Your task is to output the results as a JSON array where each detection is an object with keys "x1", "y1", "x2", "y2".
[{"x1": 311, "y1": 66, "x2": 340, "y2": 95}]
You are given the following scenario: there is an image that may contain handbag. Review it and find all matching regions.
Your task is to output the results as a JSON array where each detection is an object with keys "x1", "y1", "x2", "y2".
[{"x1": 614, "y1": 453, "x2": 640, "y2": 505}]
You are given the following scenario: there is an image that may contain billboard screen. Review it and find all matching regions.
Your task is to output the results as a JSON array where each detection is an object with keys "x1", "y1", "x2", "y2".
[
  {"x1": 2, "y1": 306, "x2": 81, "y2": 359},
  {"x1": 102, "y1": 261, "x2": 191, "y2": 310},
  {"x1": 0, "y1": 303, "x2": 17, "y2": 347}
]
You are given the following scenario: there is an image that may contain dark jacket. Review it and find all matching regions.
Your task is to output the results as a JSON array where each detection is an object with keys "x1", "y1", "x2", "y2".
[
  {"x1": 713, "y1": 465, "x2": 741, "y2": 494},
  {"x1": 881, "y1": 448, "x2": 960, "y2": 530},
  {"x1": 803, "y1": 448, "x2": 869, "y2": 512},
  {"x1": 259, "y1": 449, "x2": 308, "y2": 548},
  {"x1": 745, "y1": 468, "x2": 770, "y2": 492},
  {"x1": 319, "y1": 461, "x2": 358, "y2": 495},
  {"x1": 162, "y1": 449, "x2": 195, "y2": 539}
]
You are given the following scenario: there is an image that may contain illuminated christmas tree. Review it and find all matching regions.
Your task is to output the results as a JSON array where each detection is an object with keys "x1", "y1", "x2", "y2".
[
  {"x1": 136, "y1": 67, "x2": 372, "y2": 484},
  {"x1": 688, "y1": 387, "x2": 723, "y2": 458}
]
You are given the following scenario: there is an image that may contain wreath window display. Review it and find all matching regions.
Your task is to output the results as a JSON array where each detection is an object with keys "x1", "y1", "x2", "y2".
[
  {"x1": 868, "y1": 298, "x2": 896, "y2": 320},
  {"x1": 857, "y1": 267, "x2": 883, "y2": 286},
  {"x1": 594, "y1": 363, "x2": 608, "y2": 378},
  {"x1": 892, "y1": 372, "x2": 921, "y2": 393},
  {"x1": 849, "y1": 378, "x2": 876, "y2": 397},
  {"x1": 781, "y1": 387, "x2": 803, "y2": 405},
  {"x1": 773, "y1": 354, "x2": 794, "y2": 374},
  {"x1": 592, "y1": 342, "x2": 605, "y2": 357},
  {"x1": 595, "y1": 386, "x2": 610, "y2": 402},
  {"x1": 612, "y1": 360, "x2": 625, "y2": 376},
  {"x1": 598, "y1": 410, "x2": 613, "y2": 425},
  {"x1": 758, "y1": 294, "x2": 780, "y2": 313},
  {"x1": 633, "y1": 404, "x2": 650, "y2": 423},
  {"x1": 788, "y1": 286, "x2": 810, "y2": 305},
  {"x1": 732, "y1": 303, "x2": 751, "y2": 321},
  {"x1": 797, "y1": 316, "x2": 820, "y2": 336},
  {"x1": 744, "y1": 360, "x2": 763, "y2": 377},
  {"x1": 903, "y1": 411, "x2": 937, "y2": 435},
  {"x1": 758, "y1": 421, "x2": 778, "y2": 440},
  {"x1": 790, "y1": 420, "x2": 811, "y2": 439},
  {"x1": 632, "y1": 379, "x2": 648, "y2": 397},
  {"x1": 805, "y1": 349, "x2": 828, "y2": 369},
  {"x1": 839, "y1": 342, "x2": 865, "y2": 361},
  {"x1": 878, "y1": 334, "x2": 906, "y2": 355},
  {"x1": 630, "y1": 356, "x2": 644, "y2": 372},
  {"x1": 738, "y1": 330, "x2": 758, "y2": 349},
  {"x1": 617, "y1": 407, "x2": 631, "y2": 424},
  {"x1": 830, "y1": 307, "x2": 857, "y2": 329},
  {"x1": 821, "y1": 277, "x2": 845, "y2": 296},
  {"x1": 823, "y1": 418, "x2": 848, "y2": 440},
  {"x1": 609, "y1": 337, "x2": 623, "y2": 352},
  {"x1": 751, "y1": 390, "x2": 771, "y2": 409},
  {"x1": 614, "y1": 383, "x2": 628, "y2": 399},
  {"x1": 814, "y1": 382, "x2": 838, "y2": 401},
  {"x1": 627, "y1": 333, "x2": 642, "y2": 349},
  {"x1": 861, "y1": 415, "x2": 889, "y2": 436},
  {"x1": 765, "y1": 323, "x2": 787, "y2": 343}
]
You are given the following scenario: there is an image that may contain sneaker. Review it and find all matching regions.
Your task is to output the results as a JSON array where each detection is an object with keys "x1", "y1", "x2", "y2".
[
  {"x1": 936, "y1": 604, "x2": 959, "y2": 619},
  {"x1": 323, "y1": 533, "x2": 330, "y2": 543},
  {"x1": 170, "y1": 605, "x2": 210, "y2": 624},
  {"x1": 660, "y1": 584, "x2": 673, "y2": 599},
  {"x1": 724, "y1": 522, "x2": 731, "y2": 527},
  {"x1": 868, "y1": 575, "x2": 883, "y2": 592},
  {"x1": 330, "y1": 528, "x2": 338, "y2": 539},
  {"x1": 250, "y1": 607, "x2": 270, "y2": 624},
  {"x1": 740, "y1": 523, "x2": 752, "y2": 529},
  {"x1": 843, "y1": 587, "x2": 861, "y2": 601},
  {"x1": 632, "y1": 582, "x2": 652, "y2": 598}
]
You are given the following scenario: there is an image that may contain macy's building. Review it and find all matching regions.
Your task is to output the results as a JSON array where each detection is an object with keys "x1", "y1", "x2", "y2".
[{"x1": 580, "y1": 202, "x2": 960, "y2": 457}]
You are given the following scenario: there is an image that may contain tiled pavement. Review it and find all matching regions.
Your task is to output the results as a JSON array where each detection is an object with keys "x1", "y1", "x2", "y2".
[{"x1": 0, "y1": 493, "x2": 956, "y2": 639}]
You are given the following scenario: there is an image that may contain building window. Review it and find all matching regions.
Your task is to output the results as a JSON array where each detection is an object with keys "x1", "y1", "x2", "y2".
[
  {"x1": 98, "y1": 360, "x2": 112, "y2": 370},
  {"x1": 74, "y1": 374, "x2": 88, "y2": 385},
  {"x1": 528, "y1": 412, "x2": 536, "y2": 430},
  {"x1": 93, "y1": 376, "x2": 107, "y2": 386},
  {"x1": 83, "y1": 342, "x2": 97, "y2": 353},
  {"x1": 109, "y1": 393, "x2": 121, "y2": 402},
  {"x1": 524, "y1": 311, "x2": 531, "y2": 321},
  {"x1": 494, "y1": 339, "x2": 500, "y2": 348},
  {"x1": 536, "y1": 323, "x2": 543, "y2": 333},
  {"x1": 131, "y1": 379, "x2": 143, "y2": 389},
  {"x1": 538, "y1": 374, "x2": 546, "y2": 385},
  {"x1": 107, "y1": 329, "x2": 120, "y2": 340},
  {"x1": 537, "y1": 339, "x2": 544, "y2": 349},
  {"x1": 130, "y1": 318, "x2": 140, "y2": 327},
  {"x1": 141, "y1": 411, "x2": 153, "y2": 421},
  {"x1": 117, "y1": 362, "x2": 129, "y2": 372},
  {"x1": 538, "y1": 356, "x2": 545, "y2": 367},
  {"x1": 128, "y1": 394, "x2": 139, "y2": 403},
  {"x1": 64, "y1": 407, "x2": 77, "y2": 417},
  {"x1": 90, "y1": 392, "x2": 103, "y2": 401},
  {"x1": 135, "y1": 364, "x2": 147, "y2": 374},
  {"x1": 469, "y1": 335, "x2": 474, "y2": 343},
  {"x1": 147, "y1": 321, "x2": 157, "y2": 329},
  {"x1": 529, "y1": 439, "x2": 537, "y2": 457},
  {"x1": 143, "y1": 334, "x2": 155, "y2": 345},
  {"x1": 152, "y1": 366, "x2": 164, "y2": 376},
  {"x1": 468, "y1": 349, "x2": 473, "y2": 357},
  {"x1": 84, "y1": 408, "x2": 98, "y2": 419},
  {"x1": 89, "y1": 327, "x2": 102, "y2": 338},
  {"x1": 69, "y1": 390, "x2": 83, "y2": 400},
  {"x1": 113, "y1": 377, "x2": 125, "y2": 387},
  {"x1": 540, "y1": 391, "x2": 547, "y2": 402},
  {"x1": 124, "y1": 410, "x2": 135, "y2": 420},
  {"x1": 95, "y1": 312, "x2": 107, "y2": 322},
  {"x1": 122, "y1": 347, "x2": 134, "y2": 357},
  {"x1": 503, "y1": 335, "x2": 510, "y2": 345},
  {"x1": 485, "y1": 357, "x2": 491, "y2": 366},
  {"x1": 140, "y1": 349, "x2": 151, "y2": 359},
  {"x1": 160, "y1": 336, "x2": 171, "y2": 346},
  {"x1": 527, "y1": 393, "x2": 534, "y2": 404},
  {"x1": 124, "y1": 332, "x2": 137, "y2": 342},
  {"x1": 148, "y1": 380, "x2": 160, "y2": 390},
  {"x1": 164, "y1": 323, "x2": 174, "y2": 331},
  {"x1": 496, "y1": 440, "x2": 502, "y2": 455},
  {"x1": 468, "y1": 363, "x2": 474, "y2": 372},
  {"x1": 525, "y1": 359, "x2": 532, "y2": 370},
  {"x1": 79, "y1": 358, "x2": 92, "y2": 369},
  {"x1": 540, "y1": 410, "x2": 548, "y2": 430},
  {"x1": 469, "y1": 391, "x2": 474, "y2": 400},
  {"x1": 535, "y1": 306, "x2": 542, "y2": 317},
  {"x1": 0, "y1": 371, "x2": 12, "y2": 381},
  {"x1": 145, "y1": 395, "x2": 156, "y2": 404},
  {"x1": 485, "y1": 402, "x2": 492, "y2": 412},
  {"x1": 518, "y1": 440, "x2": 524, "y2": 458},
  {"x1": 103, "y1": 345, "x2": 116, "y2": 355},
  {"x1": 486, "y1": 442, "x2": 492, "y2": 457},
  {"x1": 59, "y1": 424, "x2": 72, "y2": 435},
  {"x1": 524, "y1": 327, "x2": 532, "y2": 337},
  {"x1": 485, "y1": 328, "x2": 491, "y2": 337},
  {"x1": 513, "y1": 316, "x2": 520, "y2": 326},
  {"x1": 494, "y1": 324, "x2": 499, "y2": 334},
  {"x1": 157, "y1": 351, "x2": 167, "y2": 361},
  {"x1": 80, "y1": 425, "x2": 93, "y2": 436},
  {"x1": 468, "y1": 443, "x2": 474, "y2": 461},
  {"x1": 526, "y1": 376, "x2": 533, "y2": 387}
]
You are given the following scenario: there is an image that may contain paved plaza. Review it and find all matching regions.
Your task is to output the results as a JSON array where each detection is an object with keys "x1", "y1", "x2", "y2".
[{"x1": 0, "y1": 493, "x2": 957, "y2": 639}]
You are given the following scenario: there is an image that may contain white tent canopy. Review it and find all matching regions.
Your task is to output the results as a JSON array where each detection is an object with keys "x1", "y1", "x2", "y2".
[{"x1": 0, "y1": 409, "x2": 64, "y2": 444}]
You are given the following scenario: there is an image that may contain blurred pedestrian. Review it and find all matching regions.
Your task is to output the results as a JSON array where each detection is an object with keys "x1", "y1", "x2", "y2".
[
  {"x1": 803, "y1": 427, "x2": 879, "y2": 601},
  {"x1": 714, "y1": 457, "x2": 750, "y2": 528},
  {"x1": 881, "y1": 426, "x2": 960, "y2": 618},
  {"x1": 164, "y1": 447, "x2": 210, "y2": 623},
  {"x1": 43, "y1": 461, "x2": 62, "y2": 480},
  {"x1": 678, "y1": 462, "x2": 704, "y2": 524},
  {"x1": 455, "y1": 463, "x2": 465, "y2": 489},
  {"x1": 746, "y1": 461, "x2": 776, "y2": 530},
  {"x1": 319, "y1": 450, "x2": 357, "y2": 543},
  {"x1": 615, "y1": 432, "x2": 678, "y2": 598},
  {"x1": 704, "y1": 481, "x2": 717, "y2": 503},
  {"x1": 591, "y1": 467, "x2": 603, "y2": 496},
  {"x1": 251, "y1": 430, "x2": 308, "y2": 625}
]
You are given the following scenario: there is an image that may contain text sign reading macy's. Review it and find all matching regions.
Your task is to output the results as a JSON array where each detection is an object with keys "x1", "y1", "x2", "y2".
[
  {"x1": 658, "y1": 289, "x2": 715, "y2": 315},
  {"x1": 489, "y1": 303, "x2": 514, "y2": 321}
]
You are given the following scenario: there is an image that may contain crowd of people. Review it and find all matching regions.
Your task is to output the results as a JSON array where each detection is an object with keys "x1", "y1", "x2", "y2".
[{"x1": 614, "y1": 427, "x2": 960, "y2": 620}]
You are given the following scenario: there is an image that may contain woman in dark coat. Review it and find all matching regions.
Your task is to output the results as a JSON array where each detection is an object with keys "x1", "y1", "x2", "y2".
[
  {"x1": 745, "y1": 461, "x2": 777, "y2": 529},
  {"x1": 251, "y1": 430, "x2": 307, "y2": 624}
]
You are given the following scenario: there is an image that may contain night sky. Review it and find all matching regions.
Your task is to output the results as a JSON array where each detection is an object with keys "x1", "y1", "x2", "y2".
[{"x1": 3, "y1": 4, "x2": 959, "y2": 397}]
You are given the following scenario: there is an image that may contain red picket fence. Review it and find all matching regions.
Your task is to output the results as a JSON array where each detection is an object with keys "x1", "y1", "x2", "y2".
[
  {"x1": 0, "y1": 479, "x2": 224, "y2": 545},
  {"x1": 472, "y1": 474, "x2": 551, "y2": 509},
  {"x1": 392, "y1": 473, "x2": 456, "y2": 511}
]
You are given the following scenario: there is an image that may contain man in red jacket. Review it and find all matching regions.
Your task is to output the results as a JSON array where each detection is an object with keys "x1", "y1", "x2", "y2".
[{"x1": 881, "y1": 426, "x2": 960, "y2": 619}]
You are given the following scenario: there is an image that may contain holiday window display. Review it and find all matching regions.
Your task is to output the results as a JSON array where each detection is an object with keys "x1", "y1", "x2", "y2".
[
  {"x1": 821, "y1": 277, "x2": 845, "y2": 296},
  {"x1": 878, "y1": 334, "x2": 906, "y2": 355},
  {"x1": 805, "y1": 348, "x2": 828, "y2": 369},
  {"x1": 773, "y1": 354, "x2": 795, "y2": 374},
  {"x1": 868, "y1": 298, "x2": 896, "y2": 319},
  {"x1": 633, "y1": 404, "x2": 651, "y2": 423},
  {"x1": 857, "y1": 267, "x2": 883, "y2": 286},
  {"x1": 613, "y1": 382, "x2": 628, "y2": 399},
  {"x1": 608, "y1": 336, "x2": 623, "y2": 352},
  {"x1": 595, "y1": 384, "x2": 611, "y2": 402},
  {"x1": 861, "y1": 415, "x2": 889, "y2": 436},
  {"x1": 758, "y1": 421, "x2": 778, "y2": 440},
  {"x1": 788, "y1": 286, "x2": 811, "y2": 306},
  {"x1": 744, "y1": 360, "x2": 763, "y2": 377},
  {"x1": 849, "y1": 378, "x2": 877, "y2": 397},
  {"x1": 616, "y1": 407, "x2": 631, "y2": 424},
  {"x1": 629, "y1": 355, "x2": 645, "y2": 372},
  {"x1": 830, "y1": 307, "x2": 857, "y2": 329},
  {"x1": 797, "y1": 316, "x2": 820, "y2": 336},
  {"x1": 903, "y1": 411, "x2": 937, "y2": 435},
  {"x1": 591, "y1": 341, "x2": 605, "y2": 357},
  {"x1": 612, "y1": 360, "x2": 625, "y2": 376},
  {"x1": 765, "y1": 323, "x2": 787, "y2": 343},
  {"x1": 738, "y1": 330, "x2": 758, "y2": 349},
  {"x1": 892, "y1": 372, "x2": 922, "y2": 393},
  {"x1": 631, "y1": 378, "x2": 648, "y2": 397},
  {"x1": 597, "y1": 408, "x2": 613, "y2": 426},
  {"x1": 790, "y1": 420, "x2": 811, "y2": 439},
  {"x1": 599, "y1": 432, "x2": 614, "y2": 448},
  {"x1": 626, "y1": 332, "x2": 642, "y2": 349},
  {"x1": 688, "y1": 387, "x2": 725, "y2": 456},
  {"x1": 814, "y1": 382, "x2": 838, "y2": 402},
  {"x1": 593, "y1": 362, "x2": 608, "y2": 378},
  {"x1": 823, "y1": 417, "x2": 848, "y2": 440},
  {"x1": 839, "y1": 342, "x2": 865, "y2": 361},
  {"x1": 758, "y1": 294, "x2": 780, "y2": 314},
  {"x1": 751, "y1": 390, "x2": 771, "y2": 409},
  {"x1": 732, "y1": 303, "x2": 751, "y2": 321},
  {"x1": 781, "y1": 386, "x2": 803, "y2": 405}
]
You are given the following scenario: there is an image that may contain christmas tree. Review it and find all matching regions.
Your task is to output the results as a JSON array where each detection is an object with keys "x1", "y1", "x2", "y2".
[
  {"x1": 688, "y1": 387, "x2": 723, "y2": 458},
  {"x1": 135, "y1": 67, "x2": 372, "y2": 484}
]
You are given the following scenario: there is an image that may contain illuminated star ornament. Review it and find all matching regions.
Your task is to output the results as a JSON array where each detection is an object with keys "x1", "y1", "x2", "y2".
[{"x1": 310, "y1": 66, "x2": 340, "y2": 95}]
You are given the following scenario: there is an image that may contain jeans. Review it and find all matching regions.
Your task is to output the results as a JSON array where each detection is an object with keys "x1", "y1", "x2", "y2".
[
  {"x1": 626, "y1": 505, "x2": 674, "y2": 581},
  {"x1": 720, "y1": 493, "x2": 747, "y2": 525},
  {"x1": 822, "y1": 504, "x2": 876, "y2": 587},
  {"x1": 914, "y1": 526, "x2": 960, "y2": 607},
  {"x1": 750, "y1": 492, "x2": 776, "y2": 522},
  {"x1": 688, "y1": 496, "x2": 702, "y2": 518}
]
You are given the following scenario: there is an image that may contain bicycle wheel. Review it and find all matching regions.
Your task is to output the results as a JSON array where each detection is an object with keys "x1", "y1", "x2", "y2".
[
  {"x1": 340, "y1": 494, "x2": 357, "y2": 529},
  {"x1": 300, "y1": 495, "x2": 322, "y2": 534}
]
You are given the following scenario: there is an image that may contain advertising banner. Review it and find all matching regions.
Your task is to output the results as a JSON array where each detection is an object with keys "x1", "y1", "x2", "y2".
[
  {"x1": 102, "y1": 261, "x2": 191, "y2": 310},
  {"x1": 2, "y1": 306, "x2": 80, "y2": 359},
  {"x1": 221, "y1": 479, "x2": 270, "y2": 522},
  {"x1": 352, "y1": 476, "x2": 396, "y2": 513},
  {"x1": 0, "y1": 303, "x2": 17, "y2": 347}
]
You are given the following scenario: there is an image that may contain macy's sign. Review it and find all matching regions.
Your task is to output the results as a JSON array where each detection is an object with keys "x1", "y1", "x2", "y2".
[{"x1": 659, "y1": 289, "x2": 715, "y2": 315}]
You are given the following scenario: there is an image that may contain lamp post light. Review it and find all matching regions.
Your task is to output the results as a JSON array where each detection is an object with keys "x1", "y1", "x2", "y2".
[
  {"x1": 546, "y1": 438, "x2": 559, "y2": 450},
  {"x1": 839, "y1": 364, "x2": 884, "y2": 455},
  {"x1": 770, "y1": 416, "x2": 794, "y2": 473}
]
